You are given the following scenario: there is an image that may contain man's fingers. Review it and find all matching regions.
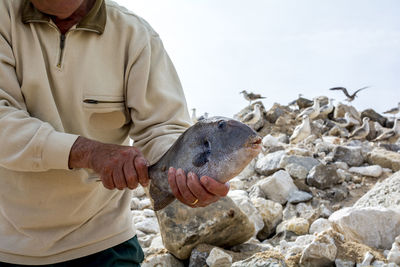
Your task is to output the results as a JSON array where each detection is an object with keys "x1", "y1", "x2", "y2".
[
  {"x1": 101, "y1": 173, "x2": 116, "y2": 190},
  {"x1": 200, "y1": 176, "x2": 230, "y2": 197},
  {"x1": 134, "y1": 156, "x2": 149, "y2": 187},
  {"x1": 123, "y1": 160, "x2": 138, "y2": 189},
  {"x1": 175, "y1": 168, "x2": 197, "y2": 205},
  {"x1": 187, "y1": 172, "x2": 218, "y2": 206},
  {"x1": 113, "y1": 167, "x2": 127, "y2": 190},
  {"x1": 168, "y1": 167, "x2": 185, "y2": 203}
]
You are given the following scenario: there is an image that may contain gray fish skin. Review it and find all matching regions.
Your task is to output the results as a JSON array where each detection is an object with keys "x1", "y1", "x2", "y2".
[{"x1": 149, "y1": 116, "x2": 262, "y2": 211}]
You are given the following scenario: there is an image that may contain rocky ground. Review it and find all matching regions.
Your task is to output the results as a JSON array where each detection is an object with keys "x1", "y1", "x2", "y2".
[{"x1": 130, "y1": 97, "x2": 400, "y2": 267}]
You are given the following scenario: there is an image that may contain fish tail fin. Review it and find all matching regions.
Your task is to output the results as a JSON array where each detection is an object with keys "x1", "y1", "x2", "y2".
[{"x1": 149, "y1": 182, "x2": 175, "y2": 211}]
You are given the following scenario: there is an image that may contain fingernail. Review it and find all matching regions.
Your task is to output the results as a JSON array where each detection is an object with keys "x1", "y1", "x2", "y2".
[{"x1": 188, "y1": 172, "x2": 194, "y2": 179}]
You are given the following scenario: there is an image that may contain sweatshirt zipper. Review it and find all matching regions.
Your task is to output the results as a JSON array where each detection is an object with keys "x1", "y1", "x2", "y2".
[
  {"x1": 83, "y1": 99, "x2": 125, "y2": 104},
  {"x1": 57, "y1": 34, "x2": 66, "y2": 68}
]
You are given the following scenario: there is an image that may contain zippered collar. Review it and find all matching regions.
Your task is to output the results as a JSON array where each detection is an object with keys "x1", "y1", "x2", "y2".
[{"x1": 21, "y1": 0, "x2": 106, "y2": 34}]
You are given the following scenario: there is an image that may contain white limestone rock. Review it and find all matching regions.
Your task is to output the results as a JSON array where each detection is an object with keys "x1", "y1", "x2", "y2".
[
  {"x1": 309, "y1": 218, "x2": 332, "y2": 235},
  {"x1": 300, "y1": 233, "x2": 337, "y2": 266},
  {"x1": 229, "y1": 190, "x2": 265, "y2": 236},
  {"x1": 256, "y1": 170, "x2": 298, "y2": 204},
  {"x1": 142, "y1": 252, "x2": 184, "y2": 267},
  {"x1": 329, "y1": 207, "x2": 400, "y2": 249},
  {"x1": 135, "y1": 217, "x2": 160, "y2": 234},
  {"x1": 349, "y1": 165, "x2": 383, "y2": 178},
  {"x1": 251, "y1": 197, "x2": 283, "y2": 239},
  {"x1": 206, "y1": 247, "x2": 233, "y2": 267},
  {"x1": 387, "y1": 235, "x2": 400, "y2": 265}
]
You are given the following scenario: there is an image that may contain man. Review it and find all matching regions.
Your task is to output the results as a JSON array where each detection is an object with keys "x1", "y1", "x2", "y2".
[{"x1": 0, "y1": 0, "x2": 229, "y2": 265}]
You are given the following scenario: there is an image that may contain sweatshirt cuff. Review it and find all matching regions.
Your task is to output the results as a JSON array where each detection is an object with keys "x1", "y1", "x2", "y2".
[{"x1": 42, "y1": 131, "x2": 80, "y2": 170}]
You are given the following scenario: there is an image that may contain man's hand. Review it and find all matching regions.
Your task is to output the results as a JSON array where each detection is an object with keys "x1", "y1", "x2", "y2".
[
  {"x1": 69, "y1": 136, "x2": 149, "y2": 190},
  {"x1": 167, "y1": 167, "x2": 230, "y2": 208}
]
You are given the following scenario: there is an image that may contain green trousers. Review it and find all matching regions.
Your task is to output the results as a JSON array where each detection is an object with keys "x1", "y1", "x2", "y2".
[{"x1": 0, "y1": 236, "x2": 144, "y2": 267}]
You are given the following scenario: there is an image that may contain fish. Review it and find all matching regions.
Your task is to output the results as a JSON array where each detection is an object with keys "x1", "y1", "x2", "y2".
[{"x1": 149, "y1": 116, "x2": 262, "y2": 211}]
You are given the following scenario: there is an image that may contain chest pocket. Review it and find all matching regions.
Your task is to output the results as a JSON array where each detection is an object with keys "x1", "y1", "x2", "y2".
[{"x1": 83, "y1": 95, "x2": 129, "y2": 130}]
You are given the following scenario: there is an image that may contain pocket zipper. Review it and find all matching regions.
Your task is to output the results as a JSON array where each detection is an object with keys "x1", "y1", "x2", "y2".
[{"x1": 83, "y1": 99, "x2": 125, "y2": 104}]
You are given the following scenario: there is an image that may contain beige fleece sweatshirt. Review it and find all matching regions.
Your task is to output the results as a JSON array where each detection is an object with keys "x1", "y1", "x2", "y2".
[{"x1": 0, "y1": 0, "x2": 191, "y2": 264}]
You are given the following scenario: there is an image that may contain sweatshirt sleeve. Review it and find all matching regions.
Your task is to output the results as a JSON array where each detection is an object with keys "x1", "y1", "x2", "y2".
[
  {"x1": 126, "y1": 33, "x2": 192, "y2": 164},
  {"x1": 0, "y1": 31, "x2": 79, "y2": 172}
]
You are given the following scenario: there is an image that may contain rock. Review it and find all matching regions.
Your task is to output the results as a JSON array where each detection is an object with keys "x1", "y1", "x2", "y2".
[
  {"x1": 307, "y1": 164, "x2": 341, "y2": 189},
  {"x1": 141, "y1": 252, "x2": 184, "y2": 267},
  {"x1": 266, "y1": 103, "x2": 291, "y2": 123},
  {"x1": 387, "y1": 236, "x2": 400, "y2": 265},
  {"x1": 348, "y1": 165, "x2": 383, "y2": 177},
  {"x1": 276, "y1": 217, "x2": 310, "y2": 236},
  {"x1": 230, "y1": 238, "x2": 273, "y2": 254},
  {"x1": 279, "y1": 155, "x2": 320, "y2": 172},
  {"x1": 287, "y1": 190, "x2": 313, "y2": 204},
  {"x1": 132, "y1": 186, "x2": 146, "y2": 198},
  {"x1": 361, "y1": 109, "x2": 387, "y2": 127},
  {"x1": 255, "y1": 150, "x2": 286, "y2": 176},
  {"x1": 279, "y1": 234, "x2": 315, "y2": 257},
  {"x1": 380, "y1": 144, "x2": 400, "y2": 153},
  {"x1": 337, "y1": 169, "x2": 352, "y2": 182},
  {"x1": 367, "y1": 148, "x2": 400, "y2": 172},
  {"x1": 231, "y1": 251, "x2": 287, "y2": 267},
  {"x1": 285, "y1": 163, "x2": 309, "y2": 179},
  {"x1": 266, "y1": 230, "x2": 299, "y2": 247},
  {"x1": 254, "y1": 170, "x2": 298, "y2": 204},
  {"x1": 334, "y1": 103, "x2": 361, "y2": 122},
  {"x1": 360, "y1": 251, "x2": 375, "y2": 266},
  {"x1": 206, "y1": 247, "x2": 232, "y2": 267},
  {"x1": 229, "y1": 190, "x2": 265, "y2": 236},
  {"x1": 325, "y1": 185, "x2": 349, "y2": 202},
  {"x1": 143, "y1": 235, "x2": 165, "y2": 256},
  {"x1": 135, "y1": 217, "x2": 160, "y2": 234},
  {"x1": 355, "y1": 171, "x2": 400, "y2": 209},
  {"x1": 335, "y1": 258, "x2": 356, "y2": 267},
  {"x1": 332, "y1": 146, "x2": 364, "y2": 167},
  {"x1": 131, "y1": 197, "x2": 140, "y2": 210},
  {"x1": 156, "y1": 197, "x2": 255, "y2": 259},
  {"x1": 283, "y1": 202, "x2": 320, "y2": 223},
  {"x1": 299, "y1": 232, "x2": 337, "y2": 267},
  {"x1": 309, "y1": 218, "x2": 332, "y2": 234},
  {"x1": 329, "y1": 207, "x2": 400, "y2": 249},
  {"x1": 262, "y1": 134, "x2": 282, "y2": 148},
  {"x1": 252, "y1": 197, "x2": 283, "y2": 240}
]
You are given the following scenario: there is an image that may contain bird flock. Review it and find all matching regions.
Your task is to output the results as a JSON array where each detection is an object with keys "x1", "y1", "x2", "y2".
[
  {"x1": 190, "y1": 87, "x2": 399, "y2": 146},
  {"x1": 236, "y1": 87, "x2": 400, "y2": 145}
]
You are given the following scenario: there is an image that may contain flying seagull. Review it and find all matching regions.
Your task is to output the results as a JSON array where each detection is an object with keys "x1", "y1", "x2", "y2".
[
  {"x1": 383, "y1": 102, "x2": 400, "y2": 119},
  {"x1": 329, "y1": 86, "x2": 369, "y2": 102},
  {"x1": 240, "y1": 90, "x2": 266, "y2": 105}
]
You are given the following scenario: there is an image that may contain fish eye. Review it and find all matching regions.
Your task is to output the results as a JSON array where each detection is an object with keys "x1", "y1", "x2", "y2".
[
  {"x1": 218, "y1": 120, "x2": 226, "y2": 130},
  {"x1": 204, "y1": 139, "x2": 210, "y2": 148}
]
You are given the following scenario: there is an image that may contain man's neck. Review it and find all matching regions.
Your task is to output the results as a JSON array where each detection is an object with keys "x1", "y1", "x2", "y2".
[{"x1": 52, "y1": 0, "x2": 96, "y2": 34}]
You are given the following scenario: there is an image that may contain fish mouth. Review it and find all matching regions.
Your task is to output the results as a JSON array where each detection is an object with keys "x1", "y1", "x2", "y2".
[{"x1": 248, "y1": 136, "x2": 262, "y2": 150}]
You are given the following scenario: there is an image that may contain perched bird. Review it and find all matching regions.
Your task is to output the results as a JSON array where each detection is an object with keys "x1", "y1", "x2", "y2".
[
  {"x1": 373, "y1": 119, "x2": 400, "y2": 142},
  {"x1": 240, "y1": 90, "x2": 266, "y2": 105},
  {"x1": 191, "y1": 108, "x2": 197, "y2": 124},
  {"x1": 290, "y1": 115, "x2": 311, "y2": 144},
  {"x1": 333, "y1": 112, "x2": 360, "y2": 129},
  {"x1": 348, "y1": 117, "x2": 370, "y2": 140},
  {"x1": 198, "y1": 112, "x2": 209, "y2": 121},
  {"x1": 242, "y1": 103, "x2": 264, "y2": 131},
  {"x1": 319, "y1": 98, "x2": 335, "y2": 117},
  {"x1": 383, "y1": 102, "x2": 400, "y2": 119},
  {"x1": 296, "y1": 97, "x2": 321, "y2": 120},
  {"x1": 329, "y1": 86, "x2": 369, "y2": 102}
]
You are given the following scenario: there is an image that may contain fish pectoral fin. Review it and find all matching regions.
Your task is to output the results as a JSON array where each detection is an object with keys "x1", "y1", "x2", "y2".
[
  {"x1": 149, "y1": 182, "x2": 175, "y2": 211},
  {"x1": 192, "y1": 151, "x2": 210, "y2": 167}
]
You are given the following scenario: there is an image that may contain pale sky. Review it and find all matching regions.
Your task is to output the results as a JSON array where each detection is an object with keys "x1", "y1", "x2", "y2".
[{"x1": 114, "y1": 0, "x2": 400, "y2": 118}]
